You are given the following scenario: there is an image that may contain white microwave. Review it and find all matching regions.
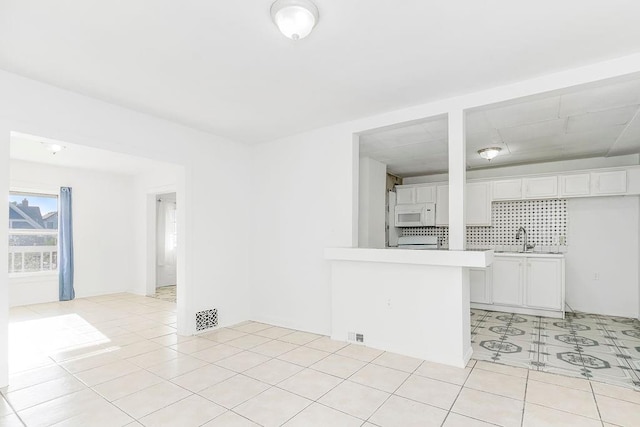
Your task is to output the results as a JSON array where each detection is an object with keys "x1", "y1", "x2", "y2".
[{"x1": 394, "y1": 203, "x2": 436, "y2": 227}]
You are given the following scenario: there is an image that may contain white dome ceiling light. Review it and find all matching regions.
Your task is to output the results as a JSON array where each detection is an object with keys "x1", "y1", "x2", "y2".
[
  {"x1": 270, "y1": 0, "x2": 319, "y2": 40},
  {"x1": 477, "y1": 147, "x2": 502, "y2": 161}
]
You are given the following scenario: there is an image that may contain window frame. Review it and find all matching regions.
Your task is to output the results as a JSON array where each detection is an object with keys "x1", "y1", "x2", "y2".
[{"x1": 8, "y1": 190, "x2": 60, "y2": 276}]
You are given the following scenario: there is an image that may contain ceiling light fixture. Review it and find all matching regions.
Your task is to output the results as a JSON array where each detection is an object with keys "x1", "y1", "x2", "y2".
[
  {"x1": 42, "y1": 142, "x2": 65, "y2": 155},
  {"x1": 477, "y1": 147, "x2": 502, "y2": 161},
  {"x1": 271, "y1": 0, "x2": 319, "y2": 40}
]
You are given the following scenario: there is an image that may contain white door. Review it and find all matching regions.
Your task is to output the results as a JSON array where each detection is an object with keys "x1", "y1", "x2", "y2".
[
  {"x1": 470, "y1": 267, "x2": 492, "y2": 304},
  {"x1": 526, "y1": 258, "x2": 563, "y2": 310},
  {"x1": 492, "y1": 258, "x2": 523, "y2": 306}
]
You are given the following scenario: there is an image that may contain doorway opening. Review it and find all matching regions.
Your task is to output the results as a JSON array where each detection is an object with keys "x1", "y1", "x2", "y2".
[{"x1": 154, "y1": 192, "x2": 177, "y2": 302}]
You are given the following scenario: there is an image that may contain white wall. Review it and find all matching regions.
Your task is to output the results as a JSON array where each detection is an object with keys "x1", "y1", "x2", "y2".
[
  {"x1": 248, "y1": 54, "x2": 640, "y2": 336},
  {"x1": 358, "y1": 157, "x2": 386, "y2": 248},
  {"x1": 566, "y1": 196, "x2": 639, "y2": 318},
  {"x1": 0, "y1": 69, "x2": 251, "y2": 387},
  {"x1": 9, "y1": 159, "x2": 138, "y2": 306}
]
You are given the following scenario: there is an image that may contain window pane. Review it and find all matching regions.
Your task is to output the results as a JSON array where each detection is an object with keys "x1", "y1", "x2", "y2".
[
  {"x1": 9, "y1": 193, "x2": 58, "y2": 230},
  {"x1": 8, "y1": 192, "x2": 59, "y2": 273}
]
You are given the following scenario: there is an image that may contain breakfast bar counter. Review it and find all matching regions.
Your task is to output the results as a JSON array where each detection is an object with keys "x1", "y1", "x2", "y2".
[{"x1": 325, "y1": 247, "x2": 494, "y2": 368}]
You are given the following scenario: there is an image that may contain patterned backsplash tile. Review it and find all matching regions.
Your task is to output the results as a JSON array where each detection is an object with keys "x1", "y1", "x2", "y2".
[{"x1": 402, "y1": 199, "x2": 568, "y2": 249}]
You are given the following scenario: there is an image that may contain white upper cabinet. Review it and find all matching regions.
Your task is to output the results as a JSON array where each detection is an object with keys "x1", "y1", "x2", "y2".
[
  {"x1": 493, "y1": 179, "x2": 522, "y2": 200},
  {"x1": 416, "y1": 185, "x2": 436, "y2": 203},
  {"x1": 466, "y1": 182, "x2": 492, "y2": 226},
  {"x1": 395, "y1": 186, "x2": 415, "y2": 204},
  {"x1": 523, "y1": 176, "x2": 558, "y2": 199},
  {"x1": 435, "y1": 185, "x2": 449, "y2": 226},
  {"x1": 396, "y1": 184, "x2": 436, "y2": 204},
  {"x1": 591, "y1": 170, "x2": 627, "y2": 195},
  {"x1": 559, "y1": 173, "x2": 590, "y2": 197}
]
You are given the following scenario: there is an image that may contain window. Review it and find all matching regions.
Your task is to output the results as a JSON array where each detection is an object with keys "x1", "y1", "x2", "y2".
[{"x1": 8, "y1": 192, "x2": 58, "y2": 274}]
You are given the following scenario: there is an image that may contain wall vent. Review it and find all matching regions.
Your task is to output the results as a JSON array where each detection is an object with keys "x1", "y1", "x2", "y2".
[
  {"x1": 347, "y1": 331, "x2": 364, "y2": 344},
  {"x1": 196, "y1": 308, "x2": 218, "y2": 331}
]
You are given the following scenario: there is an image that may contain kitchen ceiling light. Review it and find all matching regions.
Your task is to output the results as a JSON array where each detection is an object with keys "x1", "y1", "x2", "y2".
[
  {"x1": 271, "y1": 0, "x2": 319, "y2": 40},
  {"x1": 477, "y1": 147, "x2": 502, "y2": 161}
]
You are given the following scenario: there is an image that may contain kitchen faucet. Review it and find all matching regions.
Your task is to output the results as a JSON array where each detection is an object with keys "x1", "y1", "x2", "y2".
[{"x1": 516, "y1": 226, "x2": 535, "y2": 252}]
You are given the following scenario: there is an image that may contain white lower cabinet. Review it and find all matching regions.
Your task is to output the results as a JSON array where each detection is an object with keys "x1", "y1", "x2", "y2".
[{"x1": 471, "y1": 255, "x2": 565, "y2": 317}]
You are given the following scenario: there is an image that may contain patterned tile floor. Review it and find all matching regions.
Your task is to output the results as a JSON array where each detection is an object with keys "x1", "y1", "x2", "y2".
[
  {"x1": 471, "y1": 308, "x2": 640, "y2": 391},
  {"x1": 152, "y1": 285, "x2": 176, "y2": 303}
]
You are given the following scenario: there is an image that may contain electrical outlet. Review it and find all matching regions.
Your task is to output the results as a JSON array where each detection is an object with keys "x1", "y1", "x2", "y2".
[
  {"x1": 593, "y1": 272, "x2": 599, "y2": 280},
  {"x1": 559, "y1": 235, "x2": 566, "y2": 245}
]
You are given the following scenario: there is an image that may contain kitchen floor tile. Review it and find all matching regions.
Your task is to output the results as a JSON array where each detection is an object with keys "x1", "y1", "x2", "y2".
[
  {"x1": 146, "y1": 354, "x2": 208, "y2": 379},
  {"x1": 278, "y1": 331, "x2": 322, "y2": 346},
  {"x1": 214, "y1": 351, "x2": 270, "y2": 373},
  {"x1": 525, "y1": 379, "x2": 599, "y2": 419},
  {"x1": 201, "y1": 411, "x2": 260, "y2": 426},
  {"x1": 190, "y1": 343, "x2": 243, "y2": 363},
  {"x1": 522, "y1": 402, "x2": 602, "y2": 427},
  {"x1": 336, "y1": 344, "x2": 384, "y2": 363},
  {"x1": 6, "y1": 375, "x2": 86, "y2": 411},
  {"x1": 199, "y1": 374, "x2": 270, "y2": 409},
  {"x1": 234, "y1": 387, "x2": 311, "y2": 427},
  {"x1": 371, "y1": 351, "x2": 423, "y2": 373},
  {"x1": 243, "y1": 358, "x2": 303, "y2": 385},
  {"x1": 251, "y1": 340, "x2": 299, "y2": 358},
  {"x1": 138, "y1": 394, "x2": 225, "y2": 427},
  {"x1": 451, "y1": 388, "x2": 523, "y2": 427},
  {"x1": 277, "y1": 368, "x2": 343, "y2": 400},
  {"x1": 442, "y1": 412, "x2": 497, "y2": 427},
  {"x1": 0, "y1": 414, "x2": 24, "y2": 427},
  {"x1": 171, "y1": 363, "x2": 236, "y2": 392},
  {"x1": 349, "y1": 363, "x2": 409, "y2": 393},
  {"x1": 253, "y1": 326, "x2": 297, "y2": 339},
  {"x1": 596, "y1": 394, "x2": 640, "y2": 426},
  {"x1": 304, "y1": 336, "x2": 349, "y2": 353},
  {"x1": 318, "y1": 380, "x2": 389, "y2": 420},
  {"x1": 465, "y1": 367, "x2": 527, "y2": 400},
  {"x1": 112, "y1": 381, "x2": 191, "y2": 419},
  {"x1": 92, "y1": 369, "x2": 164, "y2": 401},
  {"x1": 309, "y1": 354, "x2": 367, "y2": 379},
  {"x1": 369, "y1": 395, "x2": 448, "y2": 427},
  {"x1": 414, "y1": 360, "x2": 471, "y2": 385},
  {"x1": 283, "y1": 402, "x2": 362, "y2": 427},
  {"x1": 73, "y1": 359, "x2": 141, "y2": 386},
  {"x1": 394, "y1": 374, "x2": 461, "y2": 410},
  {"x1": 230, "y1": 322, "x2": 273, "y2": 334},
  {"x1": 225, "y1": 334, "x2": 273, "y2": 350},
  {"x1": 200, "y1": 328, "x2": 247, "y2": 343},
  {"x1": 277, "y1": 346, "x2": 330, "y2": 367}
]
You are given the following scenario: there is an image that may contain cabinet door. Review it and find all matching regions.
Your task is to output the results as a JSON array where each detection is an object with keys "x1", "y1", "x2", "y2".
[
  {"x1": 560, "y1": 174, "x2": 590, "y2": 197},
  {"x1": 523, "y1": 176, "x2": 558, "y2": 199},
  {"x1": 470, "y1": 267, "x2": 492, "y2": 304},
  {"x1": 395, "y1": 187, "x2": 415, "y2": 204},
  {"x1": 416, "y1": 185, "x2": 436, "y2": 203},
  {"x1": 493, "y1": 179, "x2": 522, "y2": 200},
  {"x1": 435, "y1": 185, "x2": 449, "y2": 226},
  {"x1": 592, "y1": 170, "x2": 627, "y2": 195},
  {"x1": 491, "y1": 258, "x2": 523, "y2": 306},
  {"x1": 526, "y1": 258, "x2": 563, "y2": 310},
  {"x1": 466, "y1": 182, "x2": 492, "y2": 226}
]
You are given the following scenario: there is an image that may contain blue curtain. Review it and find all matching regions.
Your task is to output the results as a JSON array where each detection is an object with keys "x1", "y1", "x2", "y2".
[{"x1": 59, "y1": 187, "x2": 75, "y2": 301}]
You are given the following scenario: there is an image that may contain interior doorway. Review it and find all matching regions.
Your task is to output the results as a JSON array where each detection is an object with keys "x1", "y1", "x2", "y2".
[{"x1": 154, "y1": 192, "x2": 177, "y2": 302}]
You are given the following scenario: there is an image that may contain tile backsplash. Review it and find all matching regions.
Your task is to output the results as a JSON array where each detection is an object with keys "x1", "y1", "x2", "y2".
[{"x1": 402, "y1": 199, "x2": 568, "y2": 250}]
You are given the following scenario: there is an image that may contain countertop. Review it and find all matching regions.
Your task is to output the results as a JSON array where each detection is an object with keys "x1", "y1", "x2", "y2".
[{"x1": 324, "y1": 247, "x2": 493, "y2": 268}]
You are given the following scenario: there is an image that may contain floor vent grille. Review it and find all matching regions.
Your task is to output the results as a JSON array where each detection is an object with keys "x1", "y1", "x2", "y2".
[{"x1": 196, "y1": 308, "x2": 218, "y2": 331}]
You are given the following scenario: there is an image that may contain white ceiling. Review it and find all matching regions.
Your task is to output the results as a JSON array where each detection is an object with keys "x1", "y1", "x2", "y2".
[
  {"x1": 2, "y1": 1, "x2": 640, "y2": 144},
  {"x1": 360, "y1": 77, "x2": 640, "y2": 176},
  {"x1": 10, "y1": 133, "x2": 177, "y2": 176}
]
